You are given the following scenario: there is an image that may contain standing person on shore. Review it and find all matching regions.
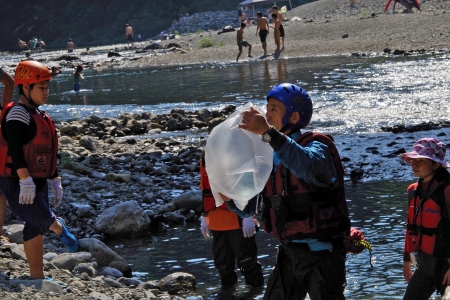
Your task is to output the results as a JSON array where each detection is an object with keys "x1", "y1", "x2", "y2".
[
  {"x1": 225, "y1": 83, "x2": 350, "y2": 299},
  {"x1": 271, "y1": 13, "x2": 281, "y2": 54},
  {"x1": 73, "y1": 65, "x2": 85, "y2": 92},
  {"x1": 66, "y1": 39, "x2": 75, "y2": 52},
  {"x1": 236, "y1": 23, "x2": 252, "y2": 61},
  {"x1": 255, "y1": 11, "x2": 270, "y2": 57},
  {"x1": 272, "y1": 6, "x2": 285, "y2": 49},
  {"x1": 125, "y1": 24, "x2": 134, "y2": 47},
  {"x1": 0, "y1": 60, "x2": 79, "y2": 281},
  {"x1": 0, "y1": 67, "x2": 14, "y2": 245},
  {"x1": 199, "y1": 149, "x2": 264, "y2": 288},
  {"x1": 400, "y1": 138, "x2": 450, "y2": 299}
]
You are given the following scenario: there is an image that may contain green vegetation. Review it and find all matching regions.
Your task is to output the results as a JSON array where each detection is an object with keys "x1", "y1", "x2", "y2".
[
  {"x1": 174, "y1": 30, "x2": 180, "y2": 36},
  {"x1": 59, "y1": 152, "x2": 74, "y2": 169},
  {"x1": 197, "y1": 29, "x2": 203, "y2": 34},
  {"x1": 360, "y1": 8, "x2": 370, "y2": 17},
  {"x1": 199, "y1": 37, "x2": 214, "y2": 48}
]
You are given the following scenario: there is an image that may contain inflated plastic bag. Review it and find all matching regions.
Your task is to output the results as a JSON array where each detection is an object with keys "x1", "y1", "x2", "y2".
[{"x1": 205, "y1": 102, "x2": 273, "y2": 210}]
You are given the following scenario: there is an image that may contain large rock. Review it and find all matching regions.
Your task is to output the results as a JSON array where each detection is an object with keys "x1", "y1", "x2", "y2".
[
  {"x1": 79, "y1": 238, "x2": 132, "y2": 277},
  {"x1": 10, "y1": 278, "x2": 63, "y2": 295},
  {"x1": 173, "y1": 190, "x2": 202, "y2": 210},
  {"x1": 4, "y1": 224, "x2": 24, "y2": 244},
  {"x1": 94, "y1": 200, "x2": 151, "y2": 237},
  {"x1": 50, "y1": 252, "x2": 92, "y2": 271},
  {"x1": 159, "y1": 272, "x2": 196, "y2": 295}
]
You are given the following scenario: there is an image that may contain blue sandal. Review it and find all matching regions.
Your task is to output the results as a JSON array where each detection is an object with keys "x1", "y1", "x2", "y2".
[
  {"x1": 29, "y1": 276, "x2": 68, "y2": 287},
  {"x1": 56, "y1": 217, "x2": 80, "y2": 252}
]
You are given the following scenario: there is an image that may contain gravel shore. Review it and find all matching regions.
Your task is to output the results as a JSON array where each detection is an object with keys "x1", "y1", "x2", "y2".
[{"x1": 120, "y1": 0, "x2": 450, "y2": 67}]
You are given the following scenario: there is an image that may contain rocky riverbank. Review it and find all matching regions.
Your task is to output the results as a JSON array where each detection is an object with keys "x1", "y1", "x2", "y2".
[
  {"x1": 2, "y1": 1, "x2": 450, "y2": 299},
  {"x1": 2, "y1": 103, "x2": 450, "y2": 299}
]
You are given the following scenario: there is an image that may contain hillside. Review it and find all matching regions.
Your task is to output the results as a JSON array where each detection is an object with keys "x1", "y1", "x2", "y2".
[{"x1": 0, "y1": 0, "x2": 311, "y2": 51}]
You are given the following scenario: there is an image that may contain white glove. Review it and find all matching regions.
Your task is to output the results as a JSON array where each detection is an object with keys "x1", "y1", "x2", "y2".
[
  {"x1": 242, "y1": 216, "x2": 256, "y2": 238},
  {"x1": 200, "y1": 216, "x2": 211, "y2": 240},
  {"x1": 19, "y1": 177, "x2": 36, "y2": 205},
  {"x1": 50, "y1": 177, "x2": 63, "y2": 207}
]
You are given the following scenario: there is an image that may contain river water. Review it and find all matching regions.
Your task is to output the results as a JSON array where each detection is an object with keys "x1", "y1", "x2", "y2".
[{"x1": 2, "y1": 52, "x2": 450, "y2": 299}]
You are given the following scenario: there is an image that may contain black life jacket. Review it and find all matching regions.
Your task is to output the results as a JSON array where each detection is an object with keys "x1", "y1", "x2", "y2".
[{"x1": 262, "y1": 131, "x2": 350, "y2": 242}]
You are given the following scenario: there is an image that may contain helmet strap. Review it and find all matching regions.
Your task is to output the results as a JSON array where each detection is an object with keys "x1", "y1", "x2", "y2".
[{"x1": 21, "y1": 86, "x2": 39, "y2": 109}]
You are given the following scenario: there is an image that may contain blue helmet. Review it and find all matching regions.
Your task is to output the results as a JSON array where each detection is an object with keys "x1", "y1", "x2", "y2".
[{"x1": 266, "y1": 83, "x2": 313, "y2": 130}]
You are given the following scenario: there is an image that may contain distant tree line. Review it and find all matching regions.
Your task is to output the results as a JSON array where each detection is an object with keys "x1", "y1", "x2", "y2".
[{"x1": 0, "y1": 0, "x2": 312, "y2": 51}]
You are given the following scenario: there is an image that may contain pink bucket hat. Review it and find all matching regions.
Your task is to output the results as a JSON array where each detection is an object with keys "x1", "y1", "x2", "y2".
[{"x1": 400, "y1": 138, "x2": 450, "y2": 168}]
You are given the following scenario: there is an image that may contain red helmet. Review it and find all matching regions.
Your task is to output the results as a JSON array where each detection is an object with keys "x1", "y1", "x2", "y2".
[{"x1": 14, "y1": 60, "x2": 52, "y2": 86}]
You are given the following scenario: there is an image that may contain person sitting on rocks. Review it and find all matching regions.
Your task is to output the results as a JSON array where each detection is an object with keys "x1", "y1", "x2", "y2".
[{"x1": 18, "y1": 39, "x2": 28, "y2": 50}]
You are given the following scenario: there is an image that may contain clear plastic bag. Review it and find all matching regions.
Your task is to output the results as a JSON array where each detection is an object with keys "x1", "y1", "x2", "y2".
[{"x1": 205, "y1": 102, "x2": 273, "y2": 210}]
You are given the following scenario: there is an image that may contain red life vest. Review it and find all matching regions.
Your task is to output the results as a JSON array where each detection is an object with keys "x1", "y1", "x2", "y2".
[
  {"x1": 199, "y1": 160, "x2": 240, "y2": 231},
  {"x1": 0, "y1": 102, "x2": 58, "y2": 178},
  {"x1": 262, "y1": 131, "x2": 350, "y2": 242},
  {"x1": 405, "y1": 181, "x2": 450, "y2": 258}
]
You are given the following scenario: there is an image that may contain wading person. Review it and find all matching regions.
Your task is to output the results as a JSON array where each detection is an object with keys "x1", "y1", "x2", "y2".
[
  {"x1": 272, "y1": 6, "x2": 285, "y2": 49},
  {"x1": 0, "y1": 60, "x2": 79, "y2": 282},
  {"x1": 236, "y1": 22, "x2": 252, "y2": 61},
  {"x1": 271, "y1": 13, "x2": 281, "y2": 54},
  {"x1": 73, "y1": 65, "x2": 85, "y2": 92},
  {"x1": 226, "y1": 83, "x2": 350, "y2": 299},
  {"x1": 199, "y1": 149, "x2": 264, "y2": 288},
  {"x1": 401, "y1": 138, "x2": 450, "y2": 300},
  {"x1": 125, "y1": 24, "x2": 134, "y2": 47},
  {"x1": 255, "y1": 11, "x2": 269, "y2": 57}
]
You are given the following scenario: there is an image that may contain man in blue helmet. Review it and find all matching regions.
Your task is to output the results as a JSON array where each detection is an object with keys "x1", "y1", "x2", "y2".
[{"x1": 227, "y1": 83, "x2": 350, "y2": 299}]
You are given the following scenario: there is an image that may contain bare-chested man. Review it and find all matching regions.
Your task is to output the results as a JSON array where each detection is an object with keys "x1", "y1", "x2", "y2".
[
  {"x1": 18, "y1": 39, "x2": 28, "y2": 50},
  {"x1": 272, "y1": 5, "x2": 285, "y2": 49},
  {"x1": 255, "y1": 12, "x2": 269, "y2": 57},
  {"x1": 66, "y1": 39, "x2": 75, "y2": 53},
  {"x1": 271, "y1": 13, "x2": 281, "y2": 54},
  {"x1": 236, "y1": 22, "x2": 252, "y2": 61},
  {"x1": 125, "y1": 24, "x2": 134, "y2": 47}
]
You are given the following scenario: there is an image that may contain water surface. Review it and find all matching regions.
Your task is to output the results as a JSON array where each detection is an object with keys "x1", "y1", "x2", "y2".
[{"x1": 108, "y1": 180, "x2": 431, "y2": 300}]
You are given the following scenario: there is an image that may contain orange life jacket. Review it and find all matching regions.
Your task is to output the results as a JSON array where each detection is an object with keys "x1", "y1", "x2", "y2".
[
  {"x1": 0, "y1": 102, "x2": 58, "y2": 178},
  {"x1": 262, "y1": 131, "x2": 350, "y2": 242},
  {"x1": 405, "y1": 181, "x2": 450, "y2": 257},
  {"x1": 199, "y1": 160, "x2": 240, "y2": 231}
]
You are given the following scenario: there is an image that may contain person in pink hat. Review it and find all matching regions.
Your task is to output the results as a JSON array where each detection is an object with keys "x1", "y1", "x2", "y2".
[{"x1": 400, "y1": 138, "x2": 450, "y2": 299}]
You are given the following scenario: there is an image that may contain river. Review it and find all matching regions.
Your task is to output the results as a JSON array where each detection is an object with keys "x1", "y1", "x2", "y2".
[{"x1": 2, "y1": 52, "x2": 450, "y2": 299}]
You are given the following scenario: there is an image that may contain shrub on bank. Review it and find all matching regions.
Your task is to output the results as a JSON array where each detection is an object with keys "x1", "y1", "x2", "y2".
[{"x1": 199, "y1": 37, "x2": 214, "y2": 48}]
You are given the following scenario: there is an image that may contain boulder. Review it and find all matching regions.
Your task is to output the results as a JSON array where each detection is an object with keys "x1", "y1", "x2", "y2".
[
  {"x1": 94, "y1": 200, "x2": 151, "y2": 237},
  {"x1": 79, "y1": 238, "x2": 132, "y2": 276},
  {"x1": 159, "y1": 272, "x2": 196, "y2": 295}
]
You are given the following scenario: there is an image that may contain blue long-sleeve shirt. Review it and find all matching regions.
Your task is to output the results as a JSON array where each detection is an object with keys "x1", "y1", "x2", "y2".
[
  {"x1": 227, "y1": 129, "x2": 337, "y2": 216},
  {"x1": 227, "y1": 129, "x2": 339, "y2": 251}
]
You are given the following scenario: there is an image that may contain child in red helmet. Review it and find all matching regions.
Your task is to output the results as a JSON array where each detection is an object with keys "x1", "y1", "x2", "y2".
[{"x1": 0, "y1": 60, "x2": 79, "y2": 284}]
